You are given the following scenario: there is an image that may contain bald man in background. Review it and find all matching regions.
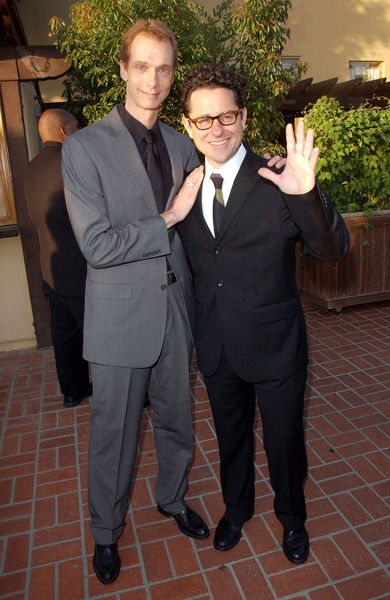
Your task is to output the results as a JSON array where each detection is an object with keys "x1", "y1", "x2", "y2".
[{"x1": 24, "y1": 108, "x2": 92, "y2": 408}]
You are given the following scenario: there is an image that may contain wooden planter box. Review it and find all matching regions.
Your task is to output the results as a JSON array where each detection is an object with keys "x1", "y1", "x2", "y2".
[{"x1": 296, "y1": 210, "x2": 390, "y2": 312}]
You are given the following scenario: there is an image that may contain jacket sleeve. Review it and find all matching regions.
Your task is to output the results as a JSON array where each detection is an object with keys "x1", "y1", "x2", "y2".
[
  {"x1": 61, "y1": 135, "x2": 171, "y2": 269},
  {"x1": 281, "y1": 181, "x2": 350, "y2": 262}
]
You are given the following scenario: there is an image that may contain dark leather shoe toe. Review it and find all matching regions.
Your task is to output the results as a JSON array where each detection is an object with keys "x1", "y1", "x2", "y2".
[
  {"x1": 158, "y1": 504, "x2": 210, "y2": 539},
  {"x1": 214, "y1": 517, "x2": 242, "y2": 551},
  {"x1": 282, "y1": 527, "x2": 309, "y2": 564},
  {"x1": 63, "y1": 384, "x2": 92, "y2": 408},
  {"x1": 93, "y1": 543, "x2": 121, "y2": 584}
]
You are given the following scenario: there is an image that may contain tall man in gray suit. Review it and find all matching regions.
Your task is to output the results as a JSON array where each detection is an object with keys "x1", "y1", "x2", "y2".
[{"x1": 61, "y1": 19, "x2": 207, "y2": 585}]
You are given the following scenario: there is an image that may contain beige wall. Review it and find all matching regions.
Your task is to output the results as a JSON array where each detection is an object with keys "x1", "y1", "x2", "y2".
[
  {"x1": 0, "y1": 237, "x2": 36, "y2": 351},
  {"x1": 202, "y1": 0, "x2": 390, "y2": 83},
  {"x1": 284, "y1": 0, "x2": 390, "y2": 82},
  {"x1": 18, "y1": 0, "x2": 390, "y2": 97},
  {"x1": 17, "y1": 0, "x2": 74, "y2": 103}
]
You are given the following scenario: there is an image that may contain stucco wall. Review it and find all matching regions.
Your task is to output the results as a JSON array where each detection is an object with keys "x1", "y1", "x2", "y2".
[
  {"x1": 284, "y1": 0, "x2": 390, "y2": 82},
  {"x1": 17, "y1": 0, "x2": 390, "y2": 94}
]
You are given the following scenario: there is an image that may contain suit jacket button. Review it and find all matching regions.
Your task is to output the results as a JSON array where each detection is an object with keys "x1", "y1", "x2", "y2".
[
  {"x1": 161, "y1": 284, "x2": 167, "y2": 290},
  {"x1": 214, "y1": 246, "x2": 221, "y2": 255},
  {"x1": 218, "y1": 280, "x2": 224, "y2": 287}
]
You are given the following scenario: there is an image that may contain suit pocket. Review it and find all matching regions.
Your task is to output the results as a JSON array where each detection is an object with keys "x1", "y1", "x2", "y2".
[
  {"x1": 253, "y1": 298, "x2": 300, "y2": 324},
  {"x1": 87, "y1": 280, "x2": 133, "y2": 299}
]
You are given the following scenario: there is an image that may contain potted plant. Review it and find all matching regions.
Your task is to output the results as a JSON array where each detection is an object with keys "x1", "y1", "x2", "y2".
[{"x1": 295, "y1": 96, "x2": 390, "y2": 311}]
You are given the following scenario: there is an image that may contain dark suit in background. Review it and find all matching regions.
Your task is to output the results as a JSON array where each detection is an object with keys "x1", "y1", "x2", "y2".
[{"x1": 24, "y1": 138, "x2": 91, "y2": 405}]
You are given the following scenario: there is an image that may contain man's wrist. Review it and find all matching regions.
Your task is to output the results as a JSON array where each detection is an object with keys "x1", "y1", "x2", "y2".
[{"x1": 161, "y1": 209, "x2": 178, "y2": 229}]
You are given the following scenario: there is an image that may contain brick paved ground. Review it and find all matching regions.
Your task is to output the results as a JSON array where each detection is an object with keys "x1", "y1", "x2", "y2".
[{"x1": 0, "y1": 300, "x2": 389, "y2": 600}]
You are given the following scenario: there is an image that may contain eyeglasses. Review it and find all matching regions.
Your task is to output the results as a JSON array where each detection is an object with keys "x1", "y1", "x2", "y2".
[{"x1": 188, "y1": 110, "x2": 243, "y2": 130}]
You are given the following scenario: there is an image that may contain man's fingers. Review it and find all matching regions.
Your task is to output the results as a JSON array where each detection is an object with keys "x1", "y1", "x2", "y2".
[
  {"x1": 184, "y1": 166, "x2": 204, "y2": 192},
  {"x1": 303, "y1": 128, "x2": 314, "y2": 160},
  {"x1": 309, "y1": 146, "x2": 319, "y2": 170},
  {"x1": 294, "y1": 119, "x2": 305, "y2": 155},
  {"x1": 285, "y1": 122, "x2": 296, "y2": 155},
  {"x1": 258, "y1": 167, "x2": 278, "y2": 185},
  {"x1": 265, "y1": 155, "x2": 286, "y2": 168}
]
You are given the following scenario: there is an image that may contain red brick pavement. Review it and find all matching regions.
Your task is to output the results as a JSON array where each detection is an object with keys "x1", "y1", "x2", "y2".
[{"x1": 0, "y1": 301, "x2": 389, "y2": 600}]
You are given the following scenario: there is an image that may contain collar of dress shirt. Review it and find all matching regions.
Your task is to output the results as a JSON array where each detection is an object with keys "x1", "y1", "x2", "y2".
[
  {"x1": 117, "y1": 103, "x2": 160, "y2": 147},
  {"x1": 202, "y1": 143, "x2": 247, "y2": 236}
]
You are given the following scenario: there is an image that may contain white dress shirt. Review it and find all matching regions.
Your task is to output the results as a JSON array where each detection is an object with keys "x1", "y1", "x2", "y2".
[{"x1": 202, "y1": 144, "x2": 247, "y2": 236}]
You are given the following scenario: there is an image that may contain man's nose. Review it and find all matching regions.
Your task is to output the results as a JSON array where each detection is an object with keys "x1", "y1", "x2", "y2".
[
  {"x1": 146, "y1": 69, "x2": 158, "y2": 86},
  {"x1": 210, "y1": 118, "x2": 224, "y2": 135}
]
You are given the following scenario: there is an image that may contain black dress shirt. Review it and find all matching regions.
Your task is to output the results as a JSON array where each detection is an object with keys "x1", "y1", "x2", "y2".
[{"x1": 117, "y1": 104, "x2": 173, "y2": 211}]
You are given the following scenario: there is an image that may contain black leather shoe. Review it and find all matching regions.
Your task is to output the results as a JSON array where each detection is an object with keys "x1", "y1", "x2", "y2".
[
  {"x1": 282, "y1": 527, "x2": 310, "y2": 564},
  {"x1": 93, "y1": 543, "x2": 121, "y2": 584},
  {"x1": 63, "y1": 384, "x2": 92, "y2": 408},
  {"x1": 214, "y1": 516, "x2": 243, "y2": 551},
  {"x1": 158, "y1": 504, "x2": 210, "y2": 539}
]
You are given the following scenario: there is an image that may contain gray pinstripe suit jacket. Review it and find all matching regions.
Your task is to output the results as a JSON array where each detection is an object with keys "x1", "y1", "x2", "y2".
[{"x1": 62, "y1": 106, "x2": 199, "y2": 368}]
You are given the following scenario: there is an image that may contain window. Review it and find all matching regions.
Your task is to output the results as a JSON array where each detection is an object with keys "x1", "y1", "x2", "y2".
[
  {"x1": 349, "y1": 61, "x2": 383, "y2": 82},
  {"x1": 282, "y1": 57, "x2": 299, "y2": 73}
]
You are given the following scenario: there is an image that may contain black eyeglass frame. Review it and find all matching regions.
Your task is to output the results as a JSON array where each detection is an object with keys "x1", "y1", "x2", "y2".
[{"x1": 187, "y1": 109, "x2": 243, "y2": 130}]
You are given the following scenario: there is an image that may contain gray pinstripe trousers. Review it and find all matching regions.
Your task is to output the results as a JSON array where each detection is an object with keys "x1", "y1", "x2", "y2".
[{"x1": 88, "y1": 282, "x2": 194, "y2": 544}]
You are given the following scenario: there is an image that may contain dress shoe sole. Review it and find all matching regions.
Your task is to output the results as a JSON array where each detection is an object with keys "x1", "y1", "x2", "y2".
[
  {"x1": 214, "y1": 532, "x2": 241, "y2": 551},
  {"x1": 63, "y1": 398, "x2": 84, "y2": 408},
  {"x1": 92, "y1": 554, "x2": 121, "y2": 585},
  {"x1": 158, "y1": 505, "x2": 210, "y2": 540}
]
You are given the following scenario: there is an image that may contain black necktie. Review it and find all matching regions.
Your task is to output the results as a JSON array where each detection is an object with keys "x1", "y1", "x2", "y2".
[
  {"x1": 211, "y1": 173, "x2": 224, "y2": 236},
  {"x1": 144, "y1": 130, "x2": 164, "y2": 213}
]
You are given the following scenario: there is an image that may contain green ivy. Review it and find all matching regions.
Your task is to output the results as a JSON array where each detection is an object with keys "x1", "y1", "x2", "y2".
[
  {"x1": 49, "y1": 0, "x2": 305, "y2": 152},
  {"x1": 304, "y1": 96, "x2": 390, "y2": 213}
]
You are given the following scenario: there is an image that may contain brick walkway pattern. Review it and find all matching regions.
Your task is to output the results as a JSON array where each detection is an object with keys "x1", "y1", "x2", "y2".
[{"x1": 0, "y1": 301, "x2": 389, "y2": 600}]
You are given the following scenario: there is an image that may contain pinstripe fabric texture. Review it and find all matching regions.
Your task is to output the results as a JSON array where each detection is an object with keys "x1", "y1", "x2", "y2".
[{"x1": 62, "y1": 106, "x2": 199, "y2": 368}]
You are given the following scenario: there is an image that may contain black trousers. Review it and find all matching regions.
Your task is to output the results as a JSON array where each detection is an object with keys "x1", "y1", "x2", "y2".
[
  {"x1": 203, "y1": 348, "x2": 307, "y2": 531},
  {"x1": 47, "y1": 293, "x2": 90, "y2": 398}
]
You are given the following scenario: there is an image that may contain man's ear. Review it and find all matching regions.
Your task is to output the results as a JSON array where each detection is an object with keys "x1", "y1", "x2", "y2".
[
  {"x1": 241, "y1": 107, "x2": 248, "y2": 130},
  {"x1": 119, "y1": 60, "x2": 128, "y2": 82},
  {"x1": 59, "y1": 126, "x2": 68, "y2": 142},
  {"x1": 181, "y1": 115, "x2": 193, "y2": 139}
]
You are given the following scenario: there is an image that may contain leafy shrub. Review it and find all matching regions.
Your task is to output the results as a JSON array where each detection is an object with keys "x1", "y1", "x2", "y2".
[
  {"x1": 304, "y1": 96, "x2": 390, "y2": 213},
  {"x1": 49, "y1": 0, "x2": 306, "y2": 152}
]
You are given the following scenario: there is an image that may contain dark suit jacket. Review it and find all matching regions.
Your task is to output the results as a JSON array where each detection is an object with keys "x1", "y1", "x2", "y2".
[
  {"x1": 24, "y1": 142, "x2": 87, "y2": 296},
  {"x1": 178, "y1": 147, "x2": 349, "y2": 382}
]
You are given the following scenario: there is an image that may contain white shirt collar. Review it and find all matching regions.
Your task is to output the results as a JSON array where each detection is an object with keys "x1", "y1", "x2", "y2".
[
  {"x1": 204, "y1": 143, "x2": 247, "y2": 187},
  {"x1": 202, "y1": 144, "x2": 247, "y2": 236}
]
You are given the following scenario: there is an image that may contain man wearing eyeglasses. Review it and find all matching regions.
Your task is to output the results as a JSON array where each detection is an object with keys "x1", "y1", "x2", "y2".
[{"x1": 175, "y1": 64, "x2": 349, "y2": 563}]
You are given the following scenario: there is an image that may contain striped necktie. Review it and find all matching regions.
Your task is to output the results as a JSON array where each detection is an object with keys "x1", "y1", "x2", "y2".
[{"x1": 210, "y1": 173, "x2": 224, "y2": 236}]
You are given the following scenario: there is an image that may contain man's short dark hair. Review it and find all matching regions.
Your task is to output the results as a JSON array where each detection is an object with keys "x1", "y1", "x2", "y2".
[{"x1": 180, "y1": 64, "x2": 247, "y2": 116}]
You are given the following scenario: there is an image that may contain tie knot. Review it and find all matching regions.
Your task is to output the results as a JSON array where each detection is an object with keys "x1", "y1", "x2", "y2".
[
  {"x1": 144, "y1": 129, "x2": 155, "y2": 145},
  {"x1": 210, "y1": 173, "x2": 223, "y2": 190}
]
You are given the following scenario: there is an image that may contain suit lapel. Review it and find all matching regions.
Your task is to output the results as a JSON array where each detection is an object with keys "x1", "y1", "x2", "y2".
[
  {"x1": 160, "y1": 123, "x2": 185, "y2": 210},
  {"x1": 104, "y1": 107, "x2": 158, "y2": 214},
  {"x1": 216, "y1": 148, "x2": 264, "y2": 240}
]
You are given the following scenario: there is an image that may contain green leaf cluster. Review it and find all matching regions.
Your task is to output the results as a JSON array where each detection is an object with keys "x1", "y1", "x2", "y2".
[
  {"x1": 49, "y1": 0, "x2": 304, "y2": 151},
  {"x1": 304, "y1": 96, "x2": 390, "y2": 213}
]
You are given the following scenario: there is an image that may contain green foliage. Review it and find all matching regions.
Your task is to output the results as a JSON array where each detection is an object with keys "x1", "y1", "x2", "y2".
[
  {"x1": 50, "y1": 0, "x2": 304, "y2": 151},
  {"x1": 304, "y1": 96, "x2": 390, "y2": 213},
  {"x1": 219, "y1": 0, "x2": 306, "y2": 152}
]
